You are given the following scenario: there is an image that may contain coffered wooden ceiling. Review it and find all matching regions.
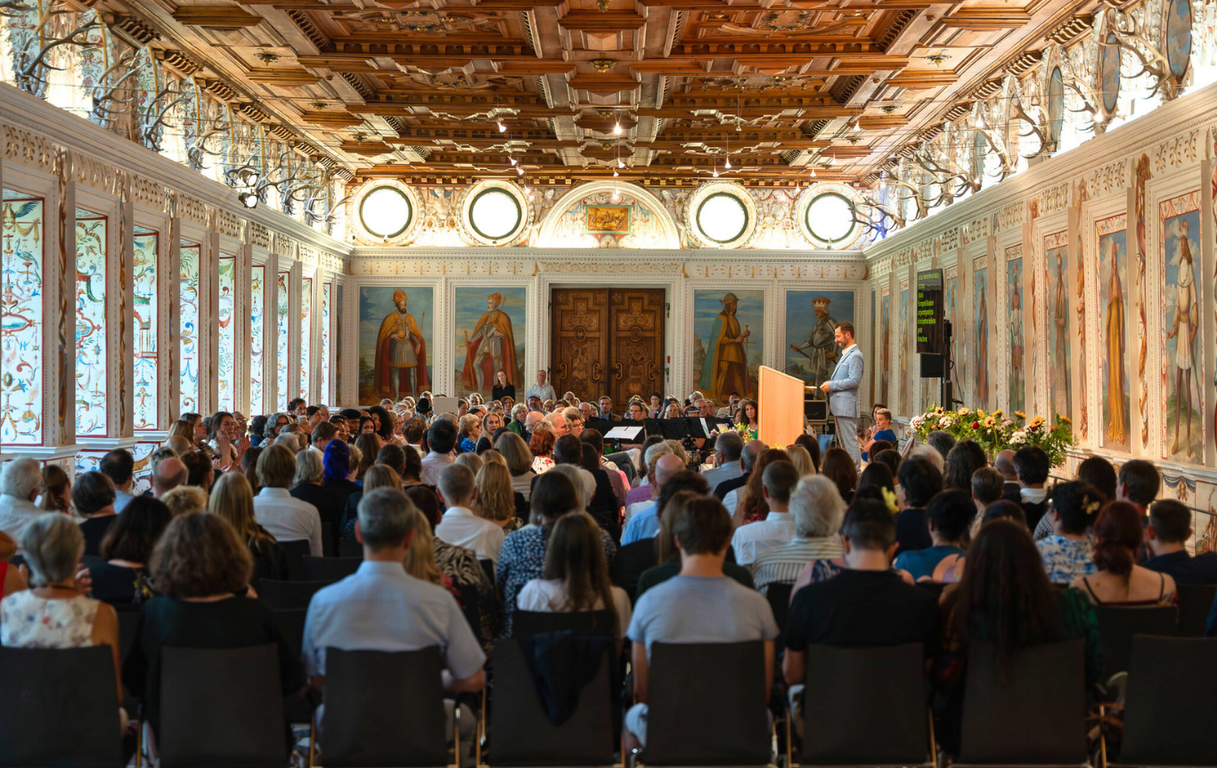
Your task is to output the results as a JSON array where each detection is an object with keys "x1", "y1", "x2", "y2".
[{"x1": 104, "y1": 0, "x2": 1099, "y2": 185}]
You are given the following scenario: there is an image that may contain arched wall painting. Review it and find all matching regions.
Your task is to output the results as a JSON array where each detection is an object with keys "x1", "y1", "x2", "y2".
[
  {"x1": 544, "y1": 190, "x2": 672, "y2": 248},
  {"x1": 453, "y1": 286, "x2": 526, "y2": 399},
  {"x1": 1165, "y1": 0, "x2": 1193, "y2": 80},
  {"x1": 1047, "y1": 67, "x2": 1065, "y2": 149},
  {"x1": 786, "y1": 291, "x2": 854, "y2": 390},
  {"x1": 1097, "y1": 213, "x2": 1130, "y2": 452},
  {"x1": 1160, "y1": 192, "x2": 1203, "y2": 463},
  {"x1": 359, "y1": 286, "x2": 434, "y2": 403},
  {"x1": 1045, "y1": 231, "x2": 1071, "y2": 420},
  {"x1": 693, "y1": 290, "x2": 764, "y2": 404}
]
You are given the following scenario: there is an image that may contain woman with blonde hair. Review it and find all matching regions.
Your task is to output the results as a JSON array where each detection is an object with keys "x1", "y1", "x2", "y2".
[
  {"x1": 495, "y1": 432, "x2": 537, "y2": 500},
  {"x1": 786, "y1": 445, "x2": 816, "y2": 478},
  {"x1": 38, "y1": 464, "x2": 73, "y2": 514},
  {"x1": 209, "y1": 472, "x2": 288, "y2": 582},
  {"x1": 455, "y1": 452, "x2": 484, "y2": 474},
  {"x1": 477, "y1": 462, "x2": 523, "y2": 531},
  {"x1": 403, "y1": 506, "x2": 455, "y2": 598}
]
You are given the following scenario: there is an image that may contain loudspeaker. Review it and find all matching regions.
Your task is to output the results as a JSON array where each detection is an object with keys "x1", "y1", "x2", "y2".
[{"x1": 920, "y1": 353, "x2": 944, "y2": 378}]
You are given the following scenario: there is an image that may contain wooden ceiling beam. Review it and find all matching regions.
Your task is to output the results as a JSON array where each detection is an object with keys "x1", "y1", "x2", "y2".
[
  {"x1": 350, "y1": 103, "x2": 576, "y2": 117},
  {"x1": 327, "y1": 34, "x2": 520, "y2": 46},
  {"x1": 940, "y1": 8, "x2": 1033, "y2": 30},
  {"x1": 296, "y1": 54, "x2": 576, "y2": 74},
  {"x1": 634, "y1": 106, "x2": 863, "y2": 119},
  {"x1": 558, "y1": 11, "x2": 647, "y2": 31}
]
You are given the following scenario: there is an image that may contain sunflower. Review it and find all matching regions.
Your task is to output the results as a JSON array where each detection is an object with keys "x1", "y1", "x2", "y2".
[{"x1": 983, "y1": 416, "x2": 997, "y2": 428}]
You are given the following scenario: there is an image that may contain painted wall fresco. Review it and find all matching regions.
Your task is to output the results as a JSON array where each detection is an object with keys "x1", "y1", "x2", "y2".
[
  {"x1": 1160, "y1": 193, "x2": 1203, "y2": 462},
  {"x1": 1007, "y1": 248, "x2": 1026, "y2": 414},
  {"x1": 217, "y1": 253, "x2": 235, "y2": 413},
  {"x1": 899, "y1": 286, "x2": 909, "y2": 415},
  {"x1": 249, "y1": 264, "x2": 265, "y2": 416},
  {"x1": 453, "y1": 286, "x2": 525, "y2": 398},
  {"x1": 0, "y1": 193, "x2": 44, "y2": 445},
  {"x1": 359, "y1": 286, "x2": 434, "y2": 403},
  {"x1": 546, "y1": 190, "x2": 672, "y2": 249},
  {"x1": 335, "y1": 283, "x2": 344, "y2": 405},
  {"x1": 300, "y1": 276, "x2": 312, "y2": 400},
  {"x1": 974, "y1": 266, "x2": 990, "y2": 410},
  {"x1": 132, "y1": 230, "x2": 158, "y2": 430},
  {"x1": 945, "y1": 275, "x2": 966, "y2": 406},
  {"x1": 179, "y1": 243, "x2": 200, "y2": 415},
  {"x1": 1097, "y1": 214, "x2": 1130, "y2": 451},
  {"x1": 321, "y1": 281, "x2": 331, "y2": 405},
  {"x1": 693, "y1": 289, "x2": 764, "y2": 403},
  {"x1": 879, "y1": 291, "x2": 890, "y2": 405},
  {"x1": 75, "y1": 213, "x2": 107, "y2": 437},
  {"x1": 1045, "y1": 231, "x2": 1072, "y2": 420},
  {"x1": 785, "y1": 290, "x2": 854, "y2": 389},
  {"x1": 276, "y1": 270, "x2": 289, "y2": 409}
]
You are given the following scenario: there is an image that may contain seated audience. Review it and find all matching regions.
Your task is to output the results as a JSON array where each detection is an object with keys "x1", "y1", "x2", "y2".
[
  {"x1": 894, "y1": 457, "x2": 943, "y2": 554},
  {"x1": 435, "y1": 464, "x2": 505, "y2": 563},
  {"x1": 970, "y1": 467, "x2": 1005, "y2": 517},
  {"x1": 994, "y1": 449, "x2": 1021, "y2": 502},
  {"x1": 91, "y1": 497, "x2": 172, "y2": 606},
  {"x1": 925, "y1": 431, "x2": 956, "y2": 463},
  {"x1": 728, "y1": 448, "x2": 792, "y2": 527},
  {"x1": 861, "y1": 408, "x2": 896, "y2": 462},
  {"x1": 1143, "y1": 499, "x2": 1217, "y2": 584},
  {"x1": 180, "y1": 451, "x2": 214, "y2": 491},
  {"x1": 496, "y1": 432, "x2": 536, "y2": 501},
  {"x1": 732, "y1": 461, "x2": 801, "y2": 566},
  {"x1": 980, "y1": 499, "x2": 1028, "y2": 528},
  {"x1": 0, "y1": 458, "x2": 45, "y2": 548},
  {"x1": 1, "y1": 514, "x2": 123, "y2": 704},
  {"x1": 943, "y1": 440, "x2": 987, "y2": 493},
  {"x1": 701, "y1": 431, "x2": 745, "y2": 491},
  {"x1": 254, "y1": 444, "x2": 323, "y2": 556},
  {"x1": 936, "y1": 519, "x2": 1102, "y2": 754},
  {"x1": 624, "y1": 495, "x2": 778, "y2": 751},
  {"x1": 819, "y1": 448, "x2": 857, "y2": 506},
  {"x1": 38, "y1": 464, "x2": 73, "y2": 513},
  {"x1": 571, "y1": 438, "x2": 622, "y2": 539},
  {"x1": 160, "y1": 485, "x2": 208, "y2": 517},
  {"x1": 786, "y1": 446, "x2": 816, "y2": 478},
  {"x1": 517, "y1": 511, "x2": 631, "y2": 639},
  {"x1": 625, "y1": 442, "x2": 674, "y2": 519},
  {"x1": 893, "y1": 489, "x2": 974, "y2": 582},
  {"x1": 75, "y1": 471, "x2": 118, "y2": 556},
  {"x1": 621, "y1": 454, "x2": 686, "y2": 545},
  {"x1": 855, "y1": 462, "x2": 896, "y2": 501},
  {"x1": 310, "y1": 422, "x2": 339, "y2": 456},
  {"x1": 99, "y1": 449, "x2": 137, "y2": 513},
  {"x1": 1072, "y1": 501, "x2": 1177, "y2": 605},
  {"x1": 529, "y1": 428, "x2": 557, "y2": 475},
  {"x1": 209, "y1": 472, "x2": 289, "y2": 582},
  {"x1": 715, "y1": 440, "x2": 766, "y2": 501},
  {"x1": 458, "y1": 413, "x2": 482, "y2": 454},
  {"x1": 871, "y1": 449, "x2": 903, "y2": 483},
  {"x1": 151, "y1": 457, "x2": 188, "y2": 500},
  {"x1": 1013, "y1": 446, "x2": 1052, "y2": 530},
  {"x1": 1034, "y1": 456, "x2": 1120, "y2": 541},
  {"x1": 1036, "y1": 481, "x2": 1101, "y2": 585},
  {"x1": 353, "y1": 433, "x2": 383, "y2": 482},
  {"x1": 454, "y1": 452, "x2": 484, "y2": 474},
  {"x1": 403, "y1": 505, "x2": 459, "y2": 600},
  {"x1": 421, "y1": 419, "x2": 459, "y2": 486},
  {"x1": 124, "y1": 512, "x2": 302, "y2": 738},
  {"x1": 752, "y1": 475, "x2": 846, "y2": 594},
  {"x1": 1116, "y1": 459, "x2": 1161, "y2": 516},
  {"x1": 242, "y1": 446, "x2": 263, "y2": 494},
  {"x1": 476, "y1": 462, "x2": 524, "y2": 531}
]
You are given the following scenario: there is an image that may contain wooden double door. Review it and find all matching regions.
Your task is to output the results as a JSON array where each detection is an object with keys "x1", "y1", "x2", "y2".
[{"x1": 550, "y1": 288, "x2": 665, "y2": 406}]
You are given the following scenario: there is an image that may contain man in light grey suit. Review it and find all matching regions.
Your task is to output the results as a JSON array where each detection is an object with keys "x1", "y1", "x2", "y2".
[{"x1": 818, "y1": 321, "x2": 865, "y2": 466}]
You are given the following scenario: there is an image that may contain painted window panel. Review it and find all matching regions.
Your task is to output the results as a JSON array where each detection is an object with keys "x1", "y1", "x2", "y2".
[
  {"x1": 277, "y1": 270, "x2": 289, "y2": 408},
  {"x1": 335, "y1": 283, "x2": 344, "y2": 402},
  {"x1": 217, "y1": 253, "x2": 236, "y2": 412},
  {"x1": 250, "y1": 264, "x2": 265, "y2": 416},
  {"x1": 1, "y1": 192, "x2": 45, "y2": 445},
  {"x1": 75, "y1": 212, "x2": 107, "y2": 437},
  {"x1": 133, "y1": 230, "x2": 159, "y2": 430},
  {"x1": 300, "y1": 276, "x2": 312, "y2": 400},
  {"x1": 179, "y1": 243, "x2": 201, "y2": 414},
  {"x1": 321, "y1": 281, "x2": 331, "y2": 404}
]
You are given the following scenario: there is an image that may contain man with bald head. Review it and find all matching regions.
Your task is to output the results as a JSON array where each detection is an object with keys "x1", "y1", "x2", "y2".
[
  {"x1": 621, "y1": 453, "x2": 688, "y2": 544},
  {"x1": 994, "y1": 449, "x2": 1021, "y2": 502},
  {"x1": 546, "y1": 411, "x2": 570, "y2": 438},
  {"x1": 164, "y1": 435, "x2": 193, "y2": 456},
  {"x1": 152, "y1": 458, "x2": 189, "y2": 500},
  {"x1": 714, "y1": 439, "x2": 768, "y2": 501},
  {"x1": 524, "y1": 411, "x2": 546, "y2": 434}
]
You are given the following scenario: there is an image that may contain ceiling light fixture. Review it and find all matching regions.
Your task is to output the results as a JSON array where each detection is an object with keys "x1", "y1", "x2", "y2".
[
  {"x1": 712, "y1": 165, "x2": 719, "y2": 178},
  {"x1": 516, "y1": 166, "x2": 525, "y2": 175},
  {"x1": 613, "y1": 169, "x2": 619, "y2": 177},
  {"x1": 509, "y1": 156, "x2": 518, "y2": 166},
  {"x1": 724, "y1": 157, "x2": 732, "y2": 170},
  {"x1": 618, "y1": 159, "x2": 625, "y2": 168},
  {"x1": 497, "y1": 120, "x2": 507, "y2": 133},
  {"x1": 238, "y1": 191, "x2": 258, "y2": 209}
]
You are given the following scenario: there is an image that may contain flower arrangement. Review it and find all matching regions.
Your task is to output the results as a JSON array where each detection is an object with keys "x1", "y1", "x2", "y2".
[
  {"x1": 711, "y1": 422, "x2": 757, "y2": 442},
  {"x1": 909, "y1": 405, "x2": 1074, "y2": 467}
]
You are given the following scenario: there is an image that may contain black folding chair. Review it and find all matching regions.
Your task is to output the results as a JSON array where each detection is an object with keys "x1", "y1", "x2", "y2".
[
  {"x1": 1094, "y1": 605, "x2": 1178, "y2": 683},
  {"x1": 0, "y1": 646, "x2": 125, "y2": 767},
  {"x1": 639, "y1": 641, "x2": 771, "y2": 766},
  {"x1": 321, "y1": 522, "x2": 335, "y2": 557},
  {"x1": 338, "y1": 538, "x2": 364, "y2": 558},
  {"x1": 279, "y1": 538, "x2": 312, "y2": 580},
  {"x1": 1175, "y1": 583, "x2": 1217, "y2": 637},
  {"x1": 116, "y1": 606, "x2": 141, "y2": 664},
  {"x1": 478, "y1": 558, "x2": 496, "y2": 586},
  {"x1": 487, "y1": 638, "x2": 616, "y2": 766},
  {"x1": 953, "y1": 639, "x2": 1088, "y2": 767},
  {"x1": 299, "y1": 555, "x2": 361, "y2": 582},
  {"x1": 258, "y1": 578, "x2": 333, "y2": 610},
  {"x1": 320, "y1": 646, "x2": 454, "y2": 767},
  {"x1": 270, "y1": 608, "x2": 309, "y2": 662},
  {"x1": 512, "y1": 609, "x2": 617, "y2": 639},
  {"x1": 765, "y1": 583, "x2": 793, "y2": 654},
  {"x1": 798, "y1": 643, "x2": 933, "y2": 767},
  {"x1": 1110, "y1": 636, "x2": 1217, "y2": 767},
  {"x1": 158, "y1": 644, "x2": 288, "y2": 768}
]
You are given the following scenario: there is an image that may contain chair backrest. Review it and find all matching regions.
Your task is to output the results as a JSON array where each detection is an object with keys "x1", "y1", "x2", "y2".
[
  {"x1": 258, "y1": 578, "x2": 334, "y2": 610},
  {"x1": 158, "y1": 644, "x2": 287, "y2": 768},
  {"x1": 0, "y1": 646, "x2": 124, "y2": 768},
  {"x1": 300, "y1": 555, "x2": 362, "y2": 582},
  {"x1": 321, "y1": 522, "x2": 334, "y2": 557},
  {"x1": 278, "y1": 538, "x2": 312, "y2": 579},
  {"x1": 478, "y1": 558, "x2": 495, "y2": 586},
  {"x1": 1094, "y1": 605, "x2": 1178, "y2": 681},
  {"x1": 320, "y1": 646, "x2": 449, "y2": 767},
  {"x1": 489, "y1": 638, "x2": 615, "y2": 766},
  {"x1": 643, "y1": 641, "x2": 770, "y2": 766},
  {"x1": 270, "y1": 608, "x2": 309, "y2": 662},
  {"x1": 765, "y1": 583, "x2": 793, "y2": 653},
  {"x1": 958, "y1": 639, "x2": 1087, "y2": 765},
  {"x1": 916, "y1": 581, "x2": 947, "y2": 600},
  {"x1": 801, "y1": 643, "x2": 929, "y2": 766},
  {"x1": 511, "y1": 609, "x2": 617, "y2": 639},
  {"x1": 1120, "y1": 635, "x2": 1217, "y2": 766},
  {"x1": 338, "y1": 538, "x2": 364, "y2": 558},
  {"x1": 1175, "y1": 583, "x2": 1217, "y2": 638},
  {"x1": 115, "y1": 606, "x2": 141, "y2": 664}
]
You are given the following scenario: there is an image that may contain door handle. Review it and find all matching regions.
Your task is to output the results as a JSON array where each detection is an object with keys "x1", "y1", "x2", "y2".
[
  {"x1": 613, "y1": 361, "x2": 624, "y2": 381},
  {"x1": 591, "y1": 361, "x2": 602, "y2": 382}
]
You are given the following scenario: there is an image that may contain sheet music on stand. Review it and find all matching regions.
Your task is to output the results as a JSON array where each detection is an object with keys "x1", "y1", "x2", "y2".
[{"x1": 604, "y1": 425, "x2": 644, "y2": 441}]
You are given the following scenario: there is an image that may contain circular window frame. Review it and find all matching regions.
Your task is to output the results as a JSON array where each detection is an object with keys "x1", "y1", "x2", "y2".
[
  {"x1": 469, "y1": 188, "x2": 523, "y2": 242},
  {"x1": 685, "y1": 183, "x2": 758, "y2": 249},
  {"x1": 352, "y1": 180, "x2": 422, "y2": 244},
  {"x1": 795, "y1": 183, "x2": 863, "y2": 249},
  {"x1": 460, "y1": 180, "x2": 531, "y2": 246}
]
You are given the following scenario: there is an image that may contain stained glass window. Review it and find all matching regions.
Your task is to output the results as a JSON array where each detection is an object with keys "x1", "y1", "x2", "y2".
[
  {"x1": 217, "y1": 253, "x2": 236, "y2": 412},
  {"x1": 76, "y1": 210, "x2": 108, "y2": 437},
  {"x1": 249, "y1": 264, "x2": 265, "y2": 416},
  {"x1": 320, "y1": 281, "x2": 331, "y2": 404},
  {"x1": 300, "y1": 276, "x2": 313, "y2": 400},
  {"x1": 180, "y1": 243, "x2": 201, "y2": 414},
  {"x1": 133, "y1": 229, "x2": 159, "y2": 430},
  {"x1": 277, "y1": 270, "x2": 290, "y2": 409},
  {"x1": 1, "y1": 192, "x2": 45, "y2": 445}
]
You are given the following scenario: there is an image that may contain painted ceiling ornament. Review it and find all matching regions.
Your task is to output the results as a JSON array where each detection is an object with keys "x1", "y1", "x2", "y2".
[
  {"x1": 1039, "y1": 43, "x2": 1067, "y2": 154},
  {"x1": 1091, "y1": 6, "x2": 1123, "y2": 130}
]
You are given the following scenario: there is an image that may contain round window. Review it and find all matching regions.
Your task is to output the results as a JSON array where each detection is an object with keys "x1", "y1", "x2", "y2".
[
  {"x1": 469, "y1": 188, "x2": 522, "y2": 241},
  {"x1": 695, "y1": 192, "x2": 748, "y2": 245},
  {"x1": 805, "y1": 193, "x2": 856, "y2": 244},
  {"x1": 359, "y1": 186, "x2": 412, "y2": 239}
]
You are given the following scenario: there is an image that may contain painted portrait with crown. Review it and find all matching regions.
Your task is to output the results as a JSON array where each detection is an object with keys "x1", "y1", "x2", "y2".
[
  {"x1": 455, "y1": 286, "x2": 526, "y2": 398},
  {"x1": 785, "y1": 290, "x2": 855, "y2": 392}
]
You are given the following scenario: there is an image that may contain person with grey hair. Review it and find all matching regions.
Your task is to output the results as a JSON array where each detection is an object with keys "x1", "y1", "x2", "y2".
[
  {"x1": 750, "y1": 475, "x2": 846, "y2": 594},
  {"x1": 925, "y1": 431, "x2": 956, "y2": 462},
  {"x1": 713, "y1": 439, "x2": 767, "y2": 501},
  {"x1": 151, "y1": 457, "x2": 189, "y2": 499},
  {"x1": 1, "y1": 514, "x2": 124, "y2": 707},
  {"x1": 702, "y1": 430, "x2": 745, "y2": 491},
  {"x1": 731, "y1": 460, "x2": 802, "y2": 566},
  {"x1": 303, "y1": 488, "x2": 486, "y2": 727},
  {"x1": 910, "y1": 443, "x2": 945, "y2": 473},
  {"x1": 0, "y1": 458, "x2": 45, "y2": 549},
  {"x1": 435, "y1": 464, "x2": 504, "y2": 563},
  {"x1": 623, "y1": 442, "x2": 673, "y2": 517}
]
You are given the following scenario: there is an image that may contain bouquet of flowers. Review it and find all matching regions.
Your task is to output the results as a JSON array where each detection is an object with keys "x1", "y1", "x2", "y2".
[
  {"x1": 909, "y1": 405, "x2": 1074, "y2": 467},
  {"x1": 711, "y1": 422, "x2": 757, "y2": 443},
  {"x1": 1007, "y1": 414, "x2": 1075, "y2": 468}
]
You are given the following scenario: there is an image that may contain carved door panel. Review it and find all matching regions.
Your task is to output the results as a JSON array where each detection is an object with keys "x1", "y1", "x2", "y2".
[
  {"x1": 609, "y1": 290, "x2": 665, "y2": 406},
  {"x1": 550, "y1": 289, "x2": 609, "y2": 403}
]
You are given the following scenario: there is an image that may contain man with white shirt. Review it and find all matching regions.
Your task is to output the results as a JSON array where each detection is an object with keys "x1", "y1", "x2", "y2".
[
  {"x1": 435, "y1": 464, "x2": 504, "y2": 563},
  {"x1": 99, "y1": 449, "x2": 136, "y2": 513},
  {"x1": 525, "y1": 370, "x2": 556, "y2": 404},
  {"x1": 0, "y1": 458, "x2": 43, "y2": 551},
  {"x1": 731, "y1": 460, "x2": 801, "y2": 566},
  {"x1": 751, "y1": 475, "x2": 846, "y2": 594},
  {"x1": 253, "y1": 444, "x2": 323, "y2": 556},
  {"x1": 421, "y1": 418, "x2": 459, "y2": 486},
  {"x1": 310, "y1": 422, "x2": 339, "y2": 456},
  {"x1": 701, "y1": 431, "x2": 745, "y2": 492}
]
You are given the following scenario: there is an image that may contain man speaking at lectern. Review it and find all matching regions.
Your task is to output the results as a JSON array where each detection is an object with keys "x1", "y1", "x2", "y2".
[{"x1": 818, "y1": 322, "x2": 864, "y2": 467}]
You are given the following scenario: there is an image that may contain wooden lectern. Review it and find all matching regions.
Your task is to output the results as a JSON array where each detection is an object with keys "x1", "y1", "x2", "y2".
[{"x1": 758, "y1": 366, "x2": 808, "y2": 449}]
